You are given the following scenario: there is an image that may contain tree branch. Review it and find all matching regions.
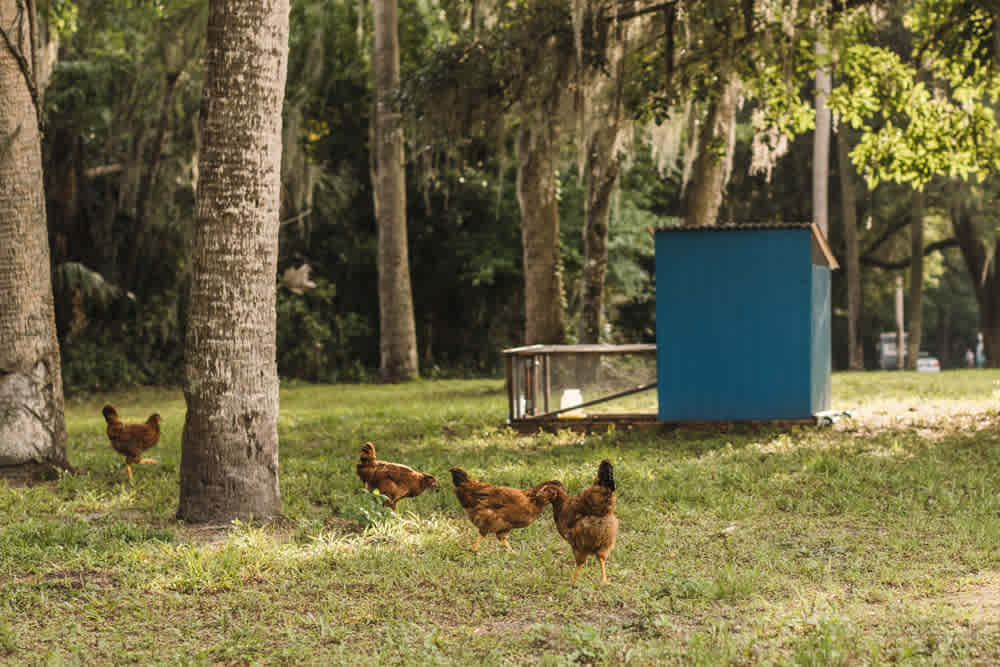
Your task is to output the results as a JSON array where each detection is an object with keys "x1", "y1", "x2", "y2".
[
  {"x1": 860, "y1": 238, "x2": 959, "y2": 269},
  {"x1": 606, "y1": 1, "x2": 677, "y2": 23},
  {"x1": 862, "y1": 214, "x2": 912, "y2": 256}
]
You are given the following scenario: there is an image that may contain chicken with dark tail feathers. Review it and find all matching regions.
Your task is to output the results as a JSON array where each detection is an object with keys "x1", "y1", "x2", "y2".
[
  {"x1": 102, "y1": 404, "x2": 161, "y2": 481},
  {"x1": 547, "y1": 460, "x2": 618, "y2": 585},
  {"x1": 355, "y1": 442, "x2": 438, "y2": 512},
  {"x1": 450, "y1": 466, "x2": 560, "y2": 553}
]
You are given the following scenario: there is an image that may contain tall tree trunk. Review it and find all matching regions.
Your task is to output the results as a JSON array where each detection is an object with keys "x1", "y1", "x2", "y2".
[
  {"x1": 579, "y1": 49, "x2": 624, "y2": 345},
  {"x1": 684, "y1": 75, "x2": 741, "y2": 227},
  {"x1": 178, "y1": 0, "x2": 289, "y2": 523},
  {"x1": 0, "y1": 0, "x2": 69, "y2": 476},
  {"x1": 813, "y1": 45, "x2": 831, "y2": 238},
  {"x1": 949, "y1": 182, "x2": 1000, "y2": 368},
  {"x1": 906, "y1": 189, "x2": 924, "y2": 370},
  {"x1": 836, "y1": 128, "x2": 863, "y2": 369},
  {"x1": 518, "y1": 117, "x2": 566, "y2": 344},
  {"x1": 579, "y1": 141, "x2": 618, "y2": 345},
  {"x1": 373, "y1": 0, "x2": 417, "y2": 381}
]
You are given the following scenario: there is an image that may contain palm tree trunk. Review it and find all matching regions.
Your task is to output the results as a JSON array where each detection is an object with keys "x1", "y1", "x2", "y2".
[
  {"x1": 177, "y1": 0, "x2": 289, "y2": 522},
  {"x1": 0, "y1": 0, "x2": 69, "y2": 475},
  {"x1": 373, "y1": 0, "x2": 418, "y2": 381}
]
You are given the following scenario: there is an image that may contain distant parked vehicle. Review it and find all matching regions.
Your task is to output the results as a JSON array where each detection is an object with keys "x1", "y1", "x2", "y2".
[
  {"x1": 916, "y1": 352, "x2": 940, "y2": 372},
  {"x1": 878, "y1": 332, "x2": 907, "y2": 369},
  {"x1": 878, "y1": 333, "x2": 940, "y2": 371}
]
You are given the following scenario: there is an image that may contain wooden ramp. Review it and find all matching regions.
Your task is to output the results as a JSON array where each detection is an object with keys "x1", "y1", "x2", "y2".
[{"x1": 507, "y1": 414, "x2": 820, "y2": 435}]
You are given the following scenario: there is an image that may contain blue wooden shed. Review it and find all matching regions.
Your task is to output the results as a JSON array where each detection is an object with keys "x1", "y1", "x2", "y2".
[{"x1": 654, "y1": 223, "x2": 838, "y2": 421}]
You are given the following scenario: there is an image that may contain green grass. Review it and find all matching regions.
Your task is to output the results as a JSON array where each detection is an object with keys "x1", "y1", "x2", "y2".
[{"x1": 2, "y1": 371, "x2": 1000, "y2": 664}]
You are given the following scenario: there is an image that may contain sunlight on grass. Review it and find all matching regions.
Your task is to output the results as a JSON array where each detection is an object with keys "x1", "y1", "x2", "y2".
[{"x1": 3, "y1": 371, "x2": 1000, "y2": 663}]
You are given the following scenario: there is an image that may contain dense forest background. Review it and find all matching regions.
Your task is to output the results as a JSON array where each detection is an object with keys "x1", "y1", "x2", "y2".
[{"x1": 40, "y1": 0, "x2": 990, "y2": 395}]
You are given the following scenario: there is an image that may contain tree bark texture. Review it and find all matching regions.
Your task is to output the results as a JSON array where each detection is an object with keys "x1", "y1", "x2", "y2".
[
  {"x1": 178, "y1": 0, "x2": 289, "y2": 523},
  {"x1": 580, "y1": 134, "x2": 619, "y2": 345},
  {"x1": 579, "y1": 41, "x2": 625, "y2": 346},
  {"x1": 373, "y1": 0, "x2": 418, "y2": 381},
  {"x1": 906, "y1": 189, "x2": 924, "y2": 370},
  {"x1": 518, "y1": 118, "x2": 566, "y2": 344},
  {"x1": 684, "y1": 76, "x2": 741, "y2": 227},
  {"x1": 0, "y1": 0, "x2": 69, "y2": 471},
  {"x1": 836, "y1": 129, "x2": 863, "y2": 369},
  {"x1": 813, "y1": 47, "x2": 831, "y2": 238},
  {"x1": 950, "y1": 185, "x2": 1000, "y2": 368}
]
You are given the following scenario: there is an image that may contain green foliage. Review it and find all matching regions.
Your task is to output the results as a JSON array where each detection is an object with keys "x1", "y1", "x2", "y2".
[
  {"x1": 276, "y1": 280, "x2": 374, "y2": 383},
  {"x1": 340, "y1": 489, "x2": 398, "y2": 528},
  {"x1": 60, "y1": 340, "x2": 150, "y2": 396},
  {"x1": 827, "y1": 8, "x2": 1000, "y2": 188}
]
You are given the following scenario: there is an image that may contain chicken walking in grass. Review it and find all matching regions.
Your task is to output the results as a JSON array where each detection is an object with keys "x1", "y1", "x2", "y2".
[
  {"x1": 548, "y1": 460, "x2": 619, "y2": 585},
  {"x1": 102, "y1": 404, "x2": 161, "y2": 481},
  {"x1": 355, "y1": 442, "x2": 438, "y2": 512},
  {"x1": 450, "y1": 467, "x2": 560, "y2": 553}
]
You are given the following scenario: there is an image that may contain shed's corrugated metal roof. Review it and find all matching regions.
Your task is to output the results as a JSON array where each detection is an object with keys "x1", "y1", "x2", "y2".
[
  {"x1": 654, "y1": 222, "x2": 840, "y2": 269},
  {"x1": 504, "y1": 343, "x2": 656, "y2": 356},
  {"x1": 654, "y1": 222, "x2": 812, "y2": 232}
]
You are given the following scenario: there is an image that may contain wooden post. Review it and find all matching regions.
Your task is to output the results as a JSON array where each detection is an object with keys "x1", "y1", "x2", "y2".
[{"x1": 895, "y1": 275, "x2": 905, "y2": 370}]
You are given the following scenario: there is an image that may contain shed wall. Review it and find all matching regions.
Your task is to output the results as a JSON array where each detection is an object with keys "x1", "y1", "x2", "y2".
[
  {"x1": 810, "y1": 264, "x2": 832, "y2": 413},
  {"x1": 655, "y1": 228, "x2": 816, "y2": 420}
]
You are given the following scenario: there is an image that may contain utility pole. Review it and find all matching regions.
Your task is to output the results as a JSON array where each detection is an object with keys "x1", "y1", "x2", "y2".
[{"x1": 895, "y1": 275, "x2": 905, "y2": 370}]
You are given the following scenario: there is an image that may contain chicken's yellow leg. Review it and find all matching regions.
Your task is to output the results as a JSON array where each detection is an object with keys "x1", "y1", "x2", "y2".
[
  {"x1": 125, "y1": 463, "x2": 134, "y2": 481},
  {"x1": 501, "y1": 536, "x2": 514, "y2": 553},
  {"x1": 138, "y1": 458, "x2": 157, "y2": 464},
  {"x1": 471, "y1": 534, "x2": 483, "y2": 552},
  {"x1": 571, "y1": 563, "x2": 584, "y2": 584},
  {"x1": 599, "y1": 558, "x2": 609, "y2": 585}
]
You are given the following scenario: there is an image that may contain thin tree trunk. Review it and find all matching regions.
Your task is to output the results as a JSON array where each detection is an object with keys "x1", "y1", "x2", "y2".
[
  {"x1": 0, "y1": 0, "x2": 69, "y2": 476},
  {"x1": 684, "y1": 75, "x2": 740, "y2": 227},
  {"x1": 580, "y1": 144, "x2": 618, "y2": 345},
  {"x1": 518, "y1": 118, "x2": 566, "y2": 344},
  {"x1": 579, "y1": 62, "x2": 624, "y2": 345},
  {"x1": 178, "y1": 0, "x2": 289, "y2": 523},
  {"x1": 906, "y1": 189, "x2": 924, "y2": 370},
  {"x1": 813, "y1": 45, "x2": 831, "y2": 238},
  {"x1": 373, "y1": 0, "x2": 418, "y2": 381},
  {"x1": 836, "y1": 128, "x2": 863, "y2": 369}
]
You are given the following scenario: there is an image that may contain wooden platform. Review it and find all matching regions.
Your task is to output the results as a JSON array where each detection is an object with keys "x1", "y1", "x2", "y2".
[{"x1": 507, "y1": 413, "x2": 820, "y2": 434}]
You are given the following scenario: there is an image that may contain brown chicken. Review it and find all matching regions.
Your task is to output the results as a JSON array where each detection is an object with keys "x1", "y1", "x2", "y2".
[
  {"x1": 102, "y1": 404, "x2": 161, "y2": 481},
  {"x1": 548, "y1": 460, "x2": 619, "y2": 585},
  {"x1": 355, "y1": 442, "x2": 438, "y2": 511},
  {"x1": 450, "y1": 467, "x2": 560, "y2": 553}
]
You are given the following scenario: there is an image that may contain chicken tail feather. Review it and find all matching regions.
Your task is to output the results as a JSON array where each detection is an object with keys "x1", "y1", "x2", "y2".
[
  {"x1": 597, "y1": 460, "x2": 615, "y2": 492},
  {"x1": 450, "y1": 467, "x2": 469, "y2": 486}
]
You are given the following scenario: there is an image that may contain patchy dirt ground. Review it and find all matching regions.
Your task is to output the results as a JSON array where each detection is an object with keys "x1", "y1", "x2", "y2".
[{"x1": 832, "y1": 397, "x2": 998, "y2": 439}]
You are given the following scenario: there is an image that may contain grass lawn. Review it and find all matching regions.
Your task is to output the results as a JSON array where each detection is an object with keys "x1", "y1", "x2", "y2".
[{"x1": 2, "y1": 371, "x2": 999, "y2": 664}]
